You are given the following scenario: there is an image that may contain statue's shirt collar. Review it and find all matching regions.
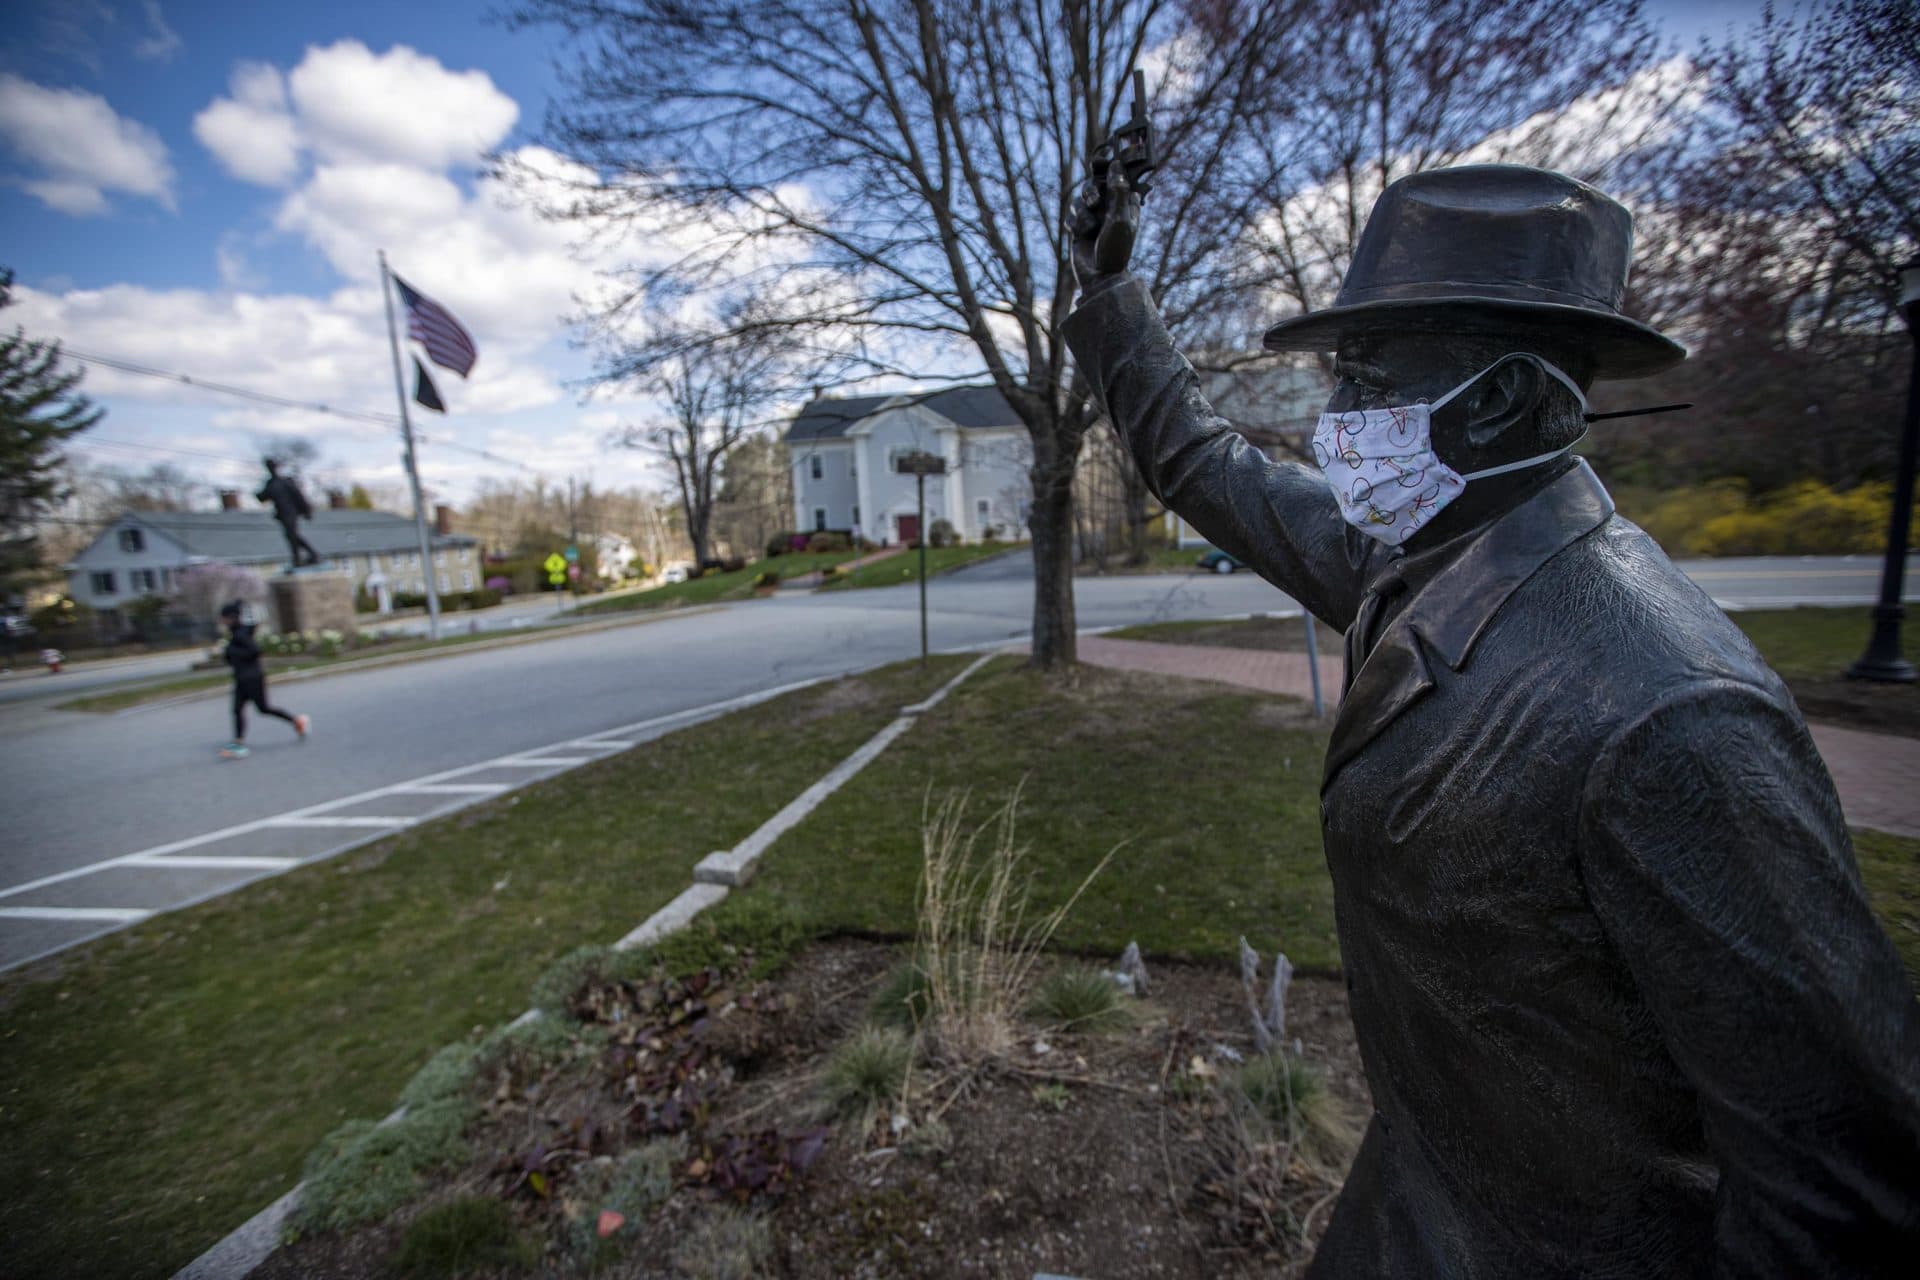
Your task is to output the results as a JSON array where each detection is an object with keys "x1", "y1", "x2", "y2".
[{"x1": 1325, "y1": 461, "x2": 1615, "y2": 786}]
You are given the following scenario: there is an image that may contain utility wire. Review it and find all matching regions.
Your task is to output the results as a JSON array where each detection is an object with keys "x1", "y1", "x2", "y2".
[
  {"x1": 78, "y1": 436, "x2": 261, "y2": 467},
  {"x1": 62, "y1": 346, "x2": 553, "y2": 478},
  {"x1": 62, "y1": 347, "x2": 402, "y2": 427}
]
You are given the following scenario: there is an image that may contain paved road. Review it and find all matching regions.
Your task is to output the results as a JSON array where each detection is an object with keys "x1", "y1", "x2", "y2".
[
  {"x1": 0, "y1": 592, "x2": 580, "y2": 708},
  {"x1": 0, "y1": 553, "x2": 1908, "y2": 970}
]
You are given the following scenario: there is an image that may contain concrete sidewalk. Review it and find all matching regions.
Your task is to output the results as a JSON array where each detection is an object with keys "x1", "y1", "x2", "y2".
[{"x1": 1071, "y1": 635, "x2": 1920, "y2": 840}]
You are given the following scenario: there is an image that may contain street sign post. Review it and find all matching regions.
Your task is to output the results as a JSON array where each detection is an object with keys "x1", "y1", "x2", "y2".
[{"x1": 894, "y1": 450, "x2": 948, "y2": 665}]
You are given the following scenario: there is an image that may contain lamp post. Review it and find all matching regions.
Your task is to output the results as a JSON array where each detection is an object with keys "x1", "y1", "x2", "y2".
[{"x1": 1848, "y1": 259, "x2": 1920, "y2": 683}]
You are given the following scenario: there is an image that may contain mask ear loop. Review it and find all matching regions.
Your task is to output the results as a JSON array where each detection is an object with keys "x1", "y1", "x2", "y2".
[{"x1": 1444, "y1": 353, "x2": 1595, "y2": 482}]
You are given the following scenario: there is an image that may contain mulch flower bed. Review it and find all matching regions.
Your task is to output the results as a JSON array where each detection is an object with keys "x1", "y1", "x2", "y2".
[{"x1": 257, "y1": 939, "x2": 1367, "y2": 1279}]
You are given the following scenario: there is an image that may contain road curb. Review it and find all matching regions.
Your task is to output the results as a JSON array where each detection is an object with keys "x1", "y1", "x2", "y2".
[{"x1": 170, "y1": 649, "x2": 1002, "y2": 1280}]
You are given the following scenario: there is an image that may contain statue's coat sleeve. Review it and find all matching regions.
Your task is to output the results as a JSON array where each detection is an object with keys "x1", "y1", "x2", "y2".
[
  {"x1": 1063, "y1": 275, "x2": 1370, "y2": 630},
  {"x1": 1578, "y1": 682, "x2": 1920, "y2": 1276}
]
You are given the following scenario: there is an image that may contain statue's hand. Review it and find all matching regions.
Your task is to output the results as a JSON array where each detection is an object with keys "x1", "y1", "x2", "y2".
[{"x1": 1070, "y1": 161, "x2": 1140, "y2": 296}]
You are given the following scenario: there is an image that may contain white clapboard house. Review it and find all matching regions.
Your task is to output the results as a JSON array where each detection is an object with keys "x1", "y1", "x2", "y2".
[
  {"x1": 785, "y1": 385, "x2": 1034, "y2": 545},
  {"x1": 66, "y1": 503, "x2": 481, "y2": 632}
]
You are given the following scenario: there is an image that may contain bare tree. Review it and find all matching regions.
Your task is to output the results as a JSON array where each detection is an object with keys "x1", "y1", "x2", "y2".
[
  {"x1": 712, "y1": 431, "x2": 794, "y2": 559},
  {"x1": 509, "y1": 0, "x2": 1334, "y2": 666},
  {"x1": 110, "y1": 462, "x2": 202, "y2": 512},
  {"x1": 1216, "y1": 0, "x2": 1675, "y2": 336},
  {"x1": 614, "y1": 326, "x2": 802, "y2": 569},
  {"x1": 1591, "y1": 0, "x2": 1918, "y2": 492}
]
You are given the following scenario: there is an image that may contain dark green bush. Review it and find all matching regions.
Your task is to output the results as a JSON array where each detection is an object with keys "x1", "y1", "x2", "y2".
[{"x1": 392, "y1": 1196, "x2": 535, "y2": 1277}]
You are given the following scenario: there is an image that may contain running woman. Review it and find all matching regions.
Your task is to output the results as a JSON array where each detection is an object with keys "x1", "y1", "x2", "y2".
[{"x1": 218, "y1": 600, "x2": 309, "y2": 758}]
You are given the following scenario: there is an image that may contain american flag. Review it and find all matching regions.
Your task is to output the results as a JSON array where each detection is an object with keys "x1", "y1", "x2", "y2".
[{"x1": 393, "y1": 274, "x2": 477, "y2": 377}]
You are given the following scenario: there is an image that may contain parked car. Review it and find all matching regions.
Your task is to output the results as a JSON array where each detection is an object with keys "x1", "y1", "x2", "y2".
[{"x1": 1195, "y1": 548, "x2": 1246, "y2": 575}]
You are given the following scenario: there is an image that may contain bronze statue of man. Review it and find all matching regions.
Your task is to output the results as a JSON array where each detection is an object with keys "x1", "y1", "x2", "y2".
[
  {"x1": 257, "y1": 458, "x2": 320, "y2": 571},
  {"x1": 1067, "y1": 162, "x2": 1920, "y2": 1275}
]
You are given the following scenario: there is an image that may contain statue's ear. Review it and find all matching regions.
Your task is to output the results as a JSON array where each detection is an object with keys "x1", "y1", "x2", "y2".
[{"x1": 1462, "y1": 357, "x2": 1545, "y2": 451}]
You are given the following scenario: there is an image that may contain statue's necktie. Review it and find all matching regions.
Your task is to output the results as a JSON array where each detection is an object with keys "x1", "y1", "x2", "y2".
[{"x1": 1343, "y1": 565, "x2": 1408, "y2": 694}]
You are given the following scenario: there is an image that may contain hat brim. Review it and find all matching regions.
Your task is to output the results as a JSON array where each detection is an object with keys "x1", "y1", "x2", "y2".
[{"x1": 1262, "y1": 297, "x2": 1686, "y2": 380}]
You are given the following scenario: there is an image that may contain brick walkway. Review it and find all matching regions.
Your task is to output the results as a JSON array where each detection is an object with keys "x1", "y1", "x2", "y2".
[{"x1": 1070, "y1": 635, "x2": 1920, "y2": 839}]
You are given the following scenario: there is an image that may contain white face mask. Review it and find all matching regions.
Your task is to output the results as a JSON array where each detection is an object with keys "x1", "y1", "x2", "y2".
[{"x1": 1311, "y1": 354, "x2": 1588, "y2": 546}]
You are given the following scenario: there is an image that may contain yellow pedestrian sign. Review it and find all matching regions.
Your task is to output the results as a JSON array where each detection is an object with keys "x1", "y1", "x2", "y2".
[{"x1": 544, "y1": 552, "x2": 567, "y2": 585}]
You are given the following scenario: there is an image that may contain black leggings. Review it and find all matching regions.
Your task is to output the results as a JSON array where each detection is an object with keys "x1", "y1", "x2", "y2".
[{"x1": 233, "y1": 675, "x2": 296, "y2": 740}]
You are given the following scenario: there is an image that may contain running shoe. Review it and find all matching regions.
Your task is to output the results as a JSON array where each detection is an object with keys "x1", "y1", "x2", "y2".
[
  {"x1": 219, "y1": 743, "x2": 250, "y2": 759},
  {"x1": 295, "y1": 714, "x2": 311, "y2": 739}
]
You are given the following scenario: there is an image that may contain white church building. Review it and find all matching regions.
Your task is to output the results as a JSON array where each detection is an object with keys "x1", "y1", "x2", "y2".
[{"x1": 784, "y1": 385, "x2": 1033, "y2": 545}]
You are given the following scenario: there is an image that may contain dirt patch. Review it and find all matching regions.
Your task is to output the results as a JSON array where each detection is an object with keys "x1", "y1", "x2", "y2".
[
  {"x1": 786, "y1": 675, "x2": 898, "y2": 726},
  {"x1": 258, "y1": 939, "x2": 1365, "y2": 1279},
  {"x1": 1787, "y1": 676, "x2": 1920, "y2": 740}
]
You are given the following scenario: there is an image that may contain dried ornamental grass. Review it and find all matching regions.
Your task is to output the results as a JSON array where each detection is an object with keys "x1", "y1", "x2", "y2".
[{"x1": 914, "y1": 784, "x2": 1120, "y2": 1066}]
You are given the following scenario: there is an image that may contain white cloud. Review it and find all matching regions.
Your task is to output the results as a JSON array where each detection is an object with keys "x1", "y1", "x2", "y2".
[
  {"x1": 288, "y1": 40, "x2": 518, "y2": 170},
  {"x1": 32, "y1": 44, "x2": 755, "y2": 503},
  {"x1": 0, "y1": 73, "x2": 174, "y2": 215},
  {"x1": 214, "y1": 231, "x2": 266, "y2": 290},
  {"x1": 134, "y1": 1, "x2": 183, "y2": 62},
  {"x1": 193, "y1": 63, "x2": 301, "y2": 186},
  {"x1": 195, "y1": 41, "x2": 520, "y2": 188}
]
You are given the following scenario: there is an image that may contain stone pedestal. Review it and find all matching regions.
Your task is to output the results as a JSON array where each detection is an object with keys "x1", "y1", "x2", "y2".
[{"x1": 269, "y1": 570, "x2": 357, "y2": 637}]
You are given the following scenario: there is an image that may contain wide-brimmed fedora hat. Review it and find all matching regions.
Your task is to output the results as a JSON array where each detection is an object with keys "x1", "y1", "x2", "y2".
[{"x1": 1263, "y1": 164, "x2": 1685, "y2": 379}]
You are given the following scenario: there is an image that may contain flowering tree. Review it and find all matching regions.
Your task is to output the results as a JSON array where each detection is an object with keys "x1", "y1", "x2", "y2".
[{"x1": 171, "y1": 563, "x2": 268, "y2": 638}]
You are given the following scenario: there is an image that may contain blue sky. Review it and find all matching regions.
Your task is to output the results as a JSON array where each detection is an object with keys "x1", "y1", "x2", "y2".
[{"x1": 0, "y1": 0, "x2": 1776, "y2": 509}]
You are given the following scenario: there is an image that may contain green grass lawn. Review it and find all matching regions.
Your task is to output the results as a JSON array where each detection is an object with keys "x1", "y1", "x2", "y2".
[
  {"x1": 1857, "y1": 829, "x2": 1920, "y2": 988},
  {"x1": 755, "y1": 661, "x2": 1340, "y2": 968},
  {"x1": 0, "y1": 659, "x2": 959, "y2": 1280},
  {"x1": 817, "y1": 542, "x2": 1024, "y2": 590},
  {"x1": 568, "y1": 551, "x2": 861, "y2": 615}
]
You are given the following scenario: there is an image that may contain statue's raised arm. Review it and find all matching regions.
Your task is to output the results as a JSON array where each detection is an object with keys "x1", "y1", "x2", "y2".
[{"x1": 1064, "y1": 138, "x2": 1372, "y2": 634}]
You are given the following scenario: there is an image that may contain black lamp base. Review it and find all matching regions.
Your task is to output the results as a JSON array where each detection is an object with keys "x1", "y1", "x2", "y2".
[{"x1": 1846, "y1": 605, "x2": 1917, "y2": 683}]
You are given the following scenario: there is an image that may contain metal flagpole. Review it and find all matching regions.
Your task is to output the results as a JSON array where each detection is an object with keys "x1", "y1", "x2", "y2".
[{"x1": 379, "y1": 250, "x2": 442, "y2": 641}]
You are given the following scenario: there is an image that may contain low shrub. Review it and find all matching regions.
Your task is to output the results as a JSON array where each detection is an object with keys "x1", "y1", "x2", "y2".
[
  {"x1": 295, "y1": 1099, "x2": 470, "y2": 1233},
  {"x1": 806, "y1": 531, "x2": 852, "y2": 553},
  {"x1": 1625, "y1": 479, "x2": 1910, "y2": 557},
  {"x1": 392, "y1": 588, "x2": 504, "y2": 611},
  {"x1": 259, "y1": 628, "x2": 346, "y2": 659},
  {"x1": 1230, "y1": 1053, "x2": 1359, "y2": 1170},
  {"x1": 928, "y1": 519, "x2": 957, "y2": 549},
  {"x1": 28, "y1": 596, "x2": 95, "y2": 636},
  {"x1": 752, "y1": 570, "x2": 780, "y2": 590},
  {"x1": 672, "y1": 1208, "x2": 773, "y2": 1280},
  {"x1": 1027, "y1": 967, "x2": 1132, "y2": 1033},
  {"x1": 530, "y1": 944, "x2": 652, "y2": 1016},
  {"x1": 817, "y1": 1027, "x2": 914, "y2": 1125},
  {"x1": 869, "y1": 960, "x2": 935, "y2": 1029},
  {"x1": 391, "y1": 1196, "x2": 536, "y2": 1277},
  {"x1": 568, "y1": 1137, "x2": 685, "y2": 1263}
]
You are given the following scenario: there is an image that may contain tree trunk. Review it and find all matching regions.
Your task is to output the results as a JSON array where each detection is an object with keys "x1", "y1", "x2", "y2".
[
  {"x1": 1123, "y1": 462, "x2": 1152, "y2": 566},
  {"x1": 1027, "y1": 427, "x2": 1080, "y2": 669}
]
